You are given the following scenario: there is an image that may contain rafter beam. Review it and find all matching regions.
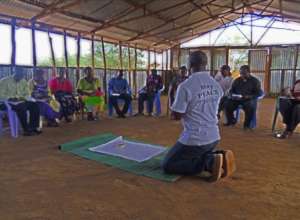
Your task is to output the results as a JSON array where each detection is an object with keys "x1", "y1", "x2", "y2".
[
  {"x1": 128, "y1": 0, "x2": 221, "y2": 42},
  {"x1": 121, "y1": 0, "x2": 172, "y2": 23},
  {"x1": 97, "y1": 0, "x2": 193, "y2": 31},
  {"x1": 90, "y1": 1, "x2": 157, "y2": 34},
  {"x1": 18, "y1": 0, "x2": 144, "y2": 36},
  {"x1": 131, "y1": 0, "x2": 268, "y2": 43}
]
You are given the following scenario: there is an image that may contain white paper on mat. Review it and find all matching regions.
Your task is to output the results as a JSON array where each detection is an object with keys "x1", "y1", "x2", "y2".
[{"x1": 89, "y1": 136, "x2": 166, "y2": 162}]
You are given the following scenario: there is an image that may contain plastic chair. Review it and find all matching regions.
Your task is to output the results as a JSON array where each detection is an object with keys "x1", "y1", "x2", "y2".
[
  {"x1": 271, "y1": 96, "x2": 284, "y2": 133},
  {"x1": 235, "y1": 92, "x2": 265, "y2": 129},
  {"x1": 147, "y1": 86, "x2": 165, "y2": 116},
  {"x1": 108, "y1": 88, "x2": 133, "y2": 117},
  {"x1": 108, "y1": 99, "x2": 133, "y2": 116},
  {"x1": 0, "y1": 101, "x2": 20, "y2": 138}
]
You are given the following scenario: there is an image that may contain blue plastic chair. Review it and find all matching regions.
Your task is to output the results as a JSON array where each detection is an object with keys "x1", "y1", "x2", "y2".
[
  {"x1": 0, "y1": 101, "x2": 20, "y2": 138},
  {"x1": 235, "y1": 92, "x2": 265, "y2": 128}
]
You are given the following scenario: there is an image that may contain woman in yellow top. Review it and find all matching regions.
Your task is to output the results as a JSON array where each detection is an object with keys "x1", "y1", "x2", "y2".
[{"x1": 77, "y1": 67, "x2": 104, "y2": 121}]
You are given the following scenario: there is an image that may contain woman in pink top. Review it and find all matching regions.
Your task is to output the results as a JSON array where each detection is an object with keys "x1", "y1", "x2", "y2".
[{"x1": 49, "y1": 68, "x2": 78, "y2": 122}]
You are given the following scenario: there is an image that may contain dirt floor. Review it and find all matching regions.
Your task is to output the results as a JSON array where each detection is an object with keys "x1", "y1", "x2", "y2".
[{"x1": 0, "y1": 97, "x2": 299, "y2": 220}]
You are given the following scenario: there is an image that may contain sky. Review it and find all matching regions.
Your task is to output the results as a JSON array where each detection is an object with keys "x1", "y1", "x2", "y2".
[{"x1": 182, "y1": 16, "x2": 300, "y2": 48}]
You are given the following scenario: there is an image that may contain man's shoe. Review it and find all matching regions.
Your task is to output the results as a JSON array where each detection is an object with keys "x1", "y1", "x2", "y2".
[
  {"x1": 243, "y1": 126, "x2": 254, "y2": 132},
  {"x1": 47, "y1": 121, "x2": 59, "y2": 127},
  {"x1": 221, "y1": 150, "x2": 236, "y2": 178},
  {"x1": 275, "y1": 130, "x2": 292, "y2": 139},
  {"x1": 223, "y1": 123, "x2": 234, "y2": 127},
  {"x1": 209, "y1": 153, "x2": 223, "y2": 182},
  {"x1": 33, "y1": 129, "x2": 42, "y2": 135},
  {"x1": 23, "y1": 131, "x2": 35, "y2": 136},
  {"x1": 87, "y1": 113, "x2": 95, "y2": 121},
  {"x1": 134, "y1": 113, "x2": 144, "y2": 117}
]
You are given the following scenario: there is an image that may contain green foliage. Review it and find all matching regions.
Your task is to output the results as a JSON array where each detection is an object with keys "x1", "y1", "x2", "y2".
[{"x1": 38, "y1": 43, "x2": 146, "y2": 69}]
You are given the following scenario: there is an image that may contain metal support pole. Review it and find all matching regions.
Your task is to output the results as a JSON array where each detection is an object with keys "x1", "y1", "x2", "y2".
[
  {"x1": 134, "y1": 45, "x2": 137, "y2": 98},
  {"x1": 91, "y1": 35, "x2": 95, "y2": 70},
  {"x1": 147, "y1": 49, "x2": 150, "y2": 76},
  {"x1": 128, "y1": 45, "x2": 132, "y2": 89},
  {"x1": 76, "y1": 33, "x2": 81, "y2": 84},
  {"x1": 119, "y1": 42, "x2": 123, "y2": 69},
  {"x1": 31, "y1": 20, "x2": 37, "y2": 71},
  {"x1": 101, "y1": 37, "x2": 107, "y2": 103},
  {"x1": 48, "y1": 31, "x2": 56, "y2": 68},
  {"x1": 63, "y1": 30, "x2": 69, "y2": 78},
  {"x1": 11, "y1": 18, "x2": 16, "y2": 73}
]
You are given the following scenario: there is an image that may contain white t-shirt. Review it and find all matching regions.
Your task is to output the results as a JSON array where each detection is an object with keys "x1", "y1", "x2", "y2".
[
  {"x1": 171, "y1": 72, "x2": 223, "y2": 146},
  {"x1": 214, "y1": 72, "x2": 233, "y2": 95}
]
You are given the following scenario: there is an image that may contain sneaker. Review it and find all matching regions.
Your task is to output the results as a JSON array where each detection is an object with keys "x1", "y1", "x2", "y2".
[
  {"x1": 134, "y1": 113, "x2": 144, "y2": 117},
  {"x1": 274, "y1": 130, "x2": 292, "y2": 139},
  {"x1": 221, "y1": 150, "x2": 236, "y2": 178},
  {"x1": 209, "y1": 153, "x2": 223, "y2": 182},
  {"x1": 23, "y1": 131, "x2": 35, "y2": 136}
]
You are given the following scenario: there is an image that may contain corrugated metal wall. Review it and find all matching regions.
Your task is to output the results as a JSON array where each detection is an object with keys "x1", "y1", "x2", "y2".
[{"x1": 249, "y1": 49, "x2": 268, "y2": 91}]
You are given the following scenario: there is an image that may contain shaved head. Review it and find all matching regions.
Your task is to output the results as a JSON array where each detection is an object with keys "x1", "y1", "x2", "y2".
[{"x1": 189, "y1": 51, "x2": 207, "y2": 73}]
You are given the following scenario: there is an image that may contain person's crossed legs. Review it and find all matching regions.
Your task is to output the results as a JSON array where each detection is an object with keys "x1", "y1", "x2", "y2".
[{"x1": 11, "y1": 101, "x2": 41, "y2": 136}]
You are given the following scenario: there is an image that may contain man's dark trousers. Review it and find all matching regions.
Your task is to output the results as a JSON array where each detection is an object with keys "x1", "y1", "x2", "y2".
[
  {"x1": 279, "y1": 98, "x2": 300, "y2": 132},
  {"x1": 162, "y1": 141, "x2": 218, "y2": 175},
  {"x1": 10, "y1": 101, "x2": 40, "y2": 132},
  {"x1": 109, "y1": 94, "x2": 132, "y2": 116},
  {"x1": 225, "y1": 99, "x2": 257, "y2": 128}
]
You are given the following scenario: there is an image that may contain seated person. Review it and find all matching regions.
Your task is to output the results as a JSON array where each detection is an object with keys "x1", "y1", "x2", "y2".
[
  {"x1": 214, "y1": 65, "x2": 233, "y2": 118},
  {"x1": 276, "y1": 80, "x2": 300, "y2": 139},
  {"x1": 168, "y1": 66, "x2": 188, "y2": 119},
  {"x1": 77, "y1": 67, "x2": 104, "y2": 121},
  {"x1": 135, "y1": 69, "x2": 163, "y2": 116},
  {"x1": 49, "y1": 68, "x2": 78, "y2": 122},
  {"x1": 108, "y1": 70, "x2": 132, "y2": 118},
  {"x1": 224, "y1": 65, "x2": 262, "y2": 130},
  {"x1": 162, "y1": 51, "x2": 236, "y2": 182},
  {"x1": 0, "y1": 67, "x2": 41, "y2": 136},
  {"x1": 29, "y1": 68, "x2": 60, "y2": 127}
]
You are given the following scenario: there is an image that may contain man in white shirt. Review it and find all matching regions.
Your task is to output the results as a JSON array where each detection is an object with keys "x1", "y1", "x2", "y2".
[
  {"x1": 162, "y1": 51, "x2": 236, "y2": 182},
  {"x1": 214, "y1": 65, "x2": 233, "y2": 118}
]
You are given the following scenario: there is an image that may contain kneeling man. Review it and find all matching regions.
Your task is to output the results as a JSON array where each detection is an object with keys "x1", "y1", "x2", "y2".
[{"x1": 162, "y1": 51, "x2": 236, "y2": 182}]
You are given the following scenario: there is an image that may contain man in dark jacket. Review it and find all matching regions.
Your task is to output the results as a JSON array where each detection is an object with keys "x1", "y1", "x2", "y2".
[{"x1": 224, "y1": 65, "x2": 263, "y2": 130}]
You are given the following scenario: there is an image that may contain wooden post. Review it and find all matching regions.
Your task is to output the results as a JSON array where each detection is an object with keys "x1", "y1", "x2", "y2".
[
  {"x1": 48, "y1": 31, "x2": 56, "y2": 68},
  {"x1": 147, "y1": 49, "x2": 150, "y2": 76},
  {"x1": 170, "y1": 47, "x2": 174, "y2": 70},
  {"x1": 265, "y1": 47, "x2": 272, "y2": 95},
  {"x1": 11, "y1": 18, "x2": 16, "y2": 73},
  {"x1": 134, "y1": 45, "x2": 137, "y2": 98},
  {"x1": 154, "y1": 50, "x2": 157, "y2": 69},
  {"x1": 293, "y1": 45, "x2": 299, "y2": 84},
  {"x1": 63, "y1": 30, "x2": 69, "y2": 78},
  {"x1": 280, "y1": 69, "x2": 285, "y2": 92},
  {"x1": 76, "y1": 33, "x2": 81, "y2": 84},
  {"x1": 101, "y1": 37, "x2": 107, "y2": 103},
  {"x1": 178, "y1": 48, "x2": 181, "y2": 68},
  {"x1": 161, "y1": 51, "x2": 164, "y2": 71},
  {"x1": 210, "y1": 48, "x2": 214, "y2": 75},
  {"x1": 166, "y1": 49, "x2": 169, "y2": 71},
  {"x1": 128, "y1": 45, "x2": 132, "y2": 89},
  {"x1": 225, "y1": 47, "x2": 229, "y2": 66},
  {"x1": 91, "y1": 35, "x2": 95, "y2": 70},
  {"x1": 31, "y1": 20, "x2": 37, "y2": 71},
  {"x1": 119, "y1": 42, "x2": 123, "y2": 69}
]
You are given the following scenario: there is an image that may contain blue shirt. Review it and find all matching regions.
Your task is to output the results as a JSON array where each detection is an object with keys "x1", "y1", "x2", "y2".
[{"x1": 108, "y1": 77, "x2": 130, "y2": 95}]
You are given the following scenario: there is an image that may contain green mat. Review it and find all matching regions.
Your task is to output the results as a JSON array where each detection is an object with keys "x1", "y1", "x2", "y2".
[{"x1": 59, "y1": 133, "x2": 180, "y2": 182}]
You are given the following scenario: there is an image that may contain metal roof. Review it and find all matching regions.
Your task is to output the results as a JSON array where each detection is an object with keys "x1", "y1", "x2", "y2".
[{"x1": 0, "y1": 0, "x2": 299, "y2": 51}]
